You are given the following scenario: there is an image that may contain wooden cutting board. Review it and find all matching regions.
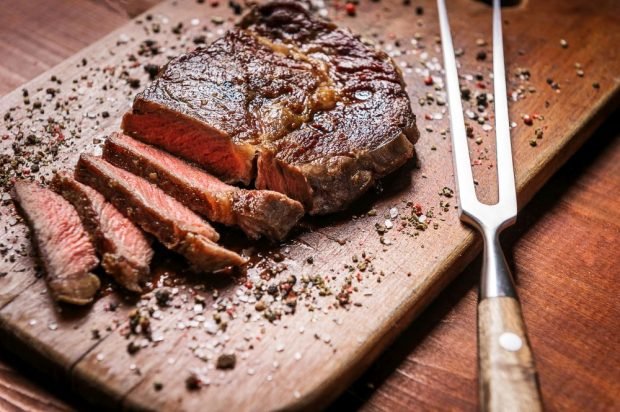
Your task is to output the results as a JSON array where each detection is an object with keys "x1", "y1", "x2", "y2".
[{"x1": 0, "y1": 0, "x2": 618, "y2": 410}]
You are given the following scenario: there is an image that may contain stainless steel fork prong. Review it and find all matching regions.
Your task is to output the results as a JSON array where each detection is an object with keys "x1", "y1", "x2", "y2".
[
  {"x1": 437, "y1": 0, "x2": 479, "y2": 216},
  {"x1": 492, "y1": 0, "x2": 518, "y2": 222},
  {"x1": 437, "y1": 0, "x2": 517, "y2": 299},
  {"x1": 437, "y1": 1, "x2": 543, "y2": 410}
]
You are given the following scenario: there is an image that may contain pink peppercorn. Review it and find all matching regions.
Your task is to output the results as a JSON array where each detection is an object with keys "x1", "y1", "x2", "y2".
[{"x1": 345, "y1": 3, "x2": 356, "y2": 16}]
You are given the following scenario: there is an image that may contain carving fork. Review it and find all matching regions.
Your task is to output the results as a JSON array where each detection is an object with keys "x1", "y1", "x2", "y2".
[{"x1": 436, "y1": 0, "x2": 543, "y2": 410}]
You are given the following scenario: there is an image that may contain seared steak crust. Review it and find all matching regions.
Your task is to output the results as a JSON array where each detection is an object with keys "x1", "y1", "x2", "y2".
[
  {"x1": 122, "y1": 1, "x2": 418, "y2": 215},
  {"x1": 52, "y1": 172, "x2": 154, "y2": 292},
  {"x1": 12, "y1": 180, "x2": 100, "y2": 305},
  {"x1": 103, "y1": 133, "x2": 304, "y2": 240},
  {"x1": 75, "y1": 155, "x2": 247, "y2": 272}
]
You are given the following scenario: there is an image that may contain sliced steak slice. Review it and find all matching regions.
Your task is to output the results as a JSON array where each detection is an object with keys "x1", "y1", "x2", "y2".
[
  {"x1": 75, "y1": 155, "x2": 246, "y2": 272},
  {"x1": 52, "y1": 172, "x2": 154, "y2": 292},
  {"x1": 122, "y1": 1, "x2": 418, "y2": 215},
  {"x1": 103, "y1": 133, "x2": 304, "y2": 240},
  {"x1": 11, "y1": 180, "x2": 100, "y2": 305}
]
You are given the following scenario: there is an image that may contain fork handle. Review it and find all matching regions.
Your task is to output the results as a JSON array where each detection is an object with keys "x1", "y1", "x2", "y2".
[{"x1": 478, "y1": 296, "x2": 543, "y2": 411}]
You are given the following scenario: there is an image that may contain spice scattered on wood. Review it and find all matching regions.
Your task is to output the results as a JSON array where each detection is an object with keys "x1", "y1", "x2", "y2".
[
  {"x1": 440, "y1": 187, "x2": 454, "y2": 198},
  {"x1": 216, "y1": 353, "x2": 237, "y2": 370},
  {"x1": 193, "y1": 35, "x2": 207, "y2": 44},
  {"x1": 345, "y1": 2, "x2": 356, "y2": 16},
  {"x1": 127, "y1": 78, "x2": 141, "y2": 89},
  {"x1": 535, "y1": 128, "x2": 544, "y2": 140},
  {"x1": 229, "y1": 0, "x2": 243, "y2": 15},
  {"x1": 127, "y1": 341, "x2": 141, "y2": 355},
  {"x1": 185, "y1": 373, "x2": 202, "y2": 390},
  {"x1": 144, "y1": 64, "x2": 160, "y2": 80}
]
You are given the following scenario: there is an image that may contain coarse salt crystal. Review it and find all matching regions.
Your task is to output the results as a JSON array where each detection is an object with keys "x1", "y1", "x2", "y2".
[
  {"x1": 204, "y1": 321, "x2": 218, "y2": 334},
  {"x1": 389, "y1": 207, "x2": 399, "y2": 218}
]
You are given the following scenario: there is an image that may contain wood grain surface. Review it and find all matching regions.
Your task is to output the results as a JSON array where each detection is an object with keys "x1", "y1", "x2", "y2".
[
  {"x1": 478, "y1": 297, "x2": 541, "y2": 411},
  {"x1": 0, "y1": 0, "x2": 617, "y2": 406}
]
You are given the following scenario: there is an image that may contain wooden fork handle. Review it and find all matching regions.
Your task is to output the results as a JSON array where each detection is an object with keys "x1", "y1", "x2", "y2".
[{"x1": 478, "y1": 296, "x2": 543, "y2": 412}]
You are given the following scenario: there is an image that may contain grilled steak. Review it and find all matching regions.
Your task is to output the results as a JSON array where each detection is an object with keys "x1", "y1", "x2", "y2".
[
  {"x1": 122, "y1": 1, "x2": 418, "y2": 215},
  {"x1": 75, "y1": 155, "x2": 247, "y2": 272},
  {"x1": 52, "y1": 172, "x2": 153, "y2": 292},
  {"x1": 11, "y1": 180, "x2": 100, "y2": 305},
  {"x1": 103, "y1": 133, "x2": 304, "y2": 240}
]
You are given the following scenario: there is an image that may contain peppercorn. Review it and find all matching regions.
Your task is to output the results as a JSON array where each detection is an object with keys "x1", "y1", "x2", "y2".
[
  {"x1": 127, "y1": 341, "x2": 140, "y2": 354},
  {"x1": 155, "y1": 288, "x2": 171, "y2": 306},
  {"x1": 345, "y1": 2, "x2": 356, "y2": 16},
  {"x1": 185, "y1": 373, "x2": 201, "y2": 390},
  {"x1": 229, "y1": 0, "x2": 242, "y2": 14},
  {"x1": 535, "y1": 128, "x2": 544, "y2": 140},
  {"x1": 144, "y1": 63, "x2": 160, "y2": 80},
  {"x1": 193, "y1": 35, "x2": 206, "y2": 44},
  {"x1": 216, "y1": 353, "x2": 236, "y2": 370},
  {"x1": 461, "y1": 87, "x2": 471, "y2": 100},
  {"x1": 127, "y1": 78, "x2": 140, "y2": 89}
]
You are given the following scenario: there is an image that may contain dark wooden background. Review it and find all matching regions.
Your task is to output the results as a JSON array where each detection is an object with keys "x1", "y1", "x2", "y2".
[{"x1": 0, "y1": 1, "x2": 618, "y2": 411}]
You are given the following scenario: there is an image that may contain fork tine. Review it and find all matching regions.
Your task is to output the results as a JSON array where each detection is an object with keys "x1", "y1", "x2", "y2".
[
  {"x1": 438, "y1": 0, "x2": 517, "y2": 223},
  {"x1": 436, "y1": 0, "x2": 479, "y2": 212},
  {"x1": 492, "y1": 0, "x2": 517, "y2": 214}
]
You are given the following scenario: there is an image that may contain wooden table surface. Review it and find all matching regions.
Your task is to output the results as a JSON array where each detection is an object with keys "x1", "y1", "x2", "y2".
[{"x1": 0, "y1": 1, "x2": 618, "y2": 411}]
